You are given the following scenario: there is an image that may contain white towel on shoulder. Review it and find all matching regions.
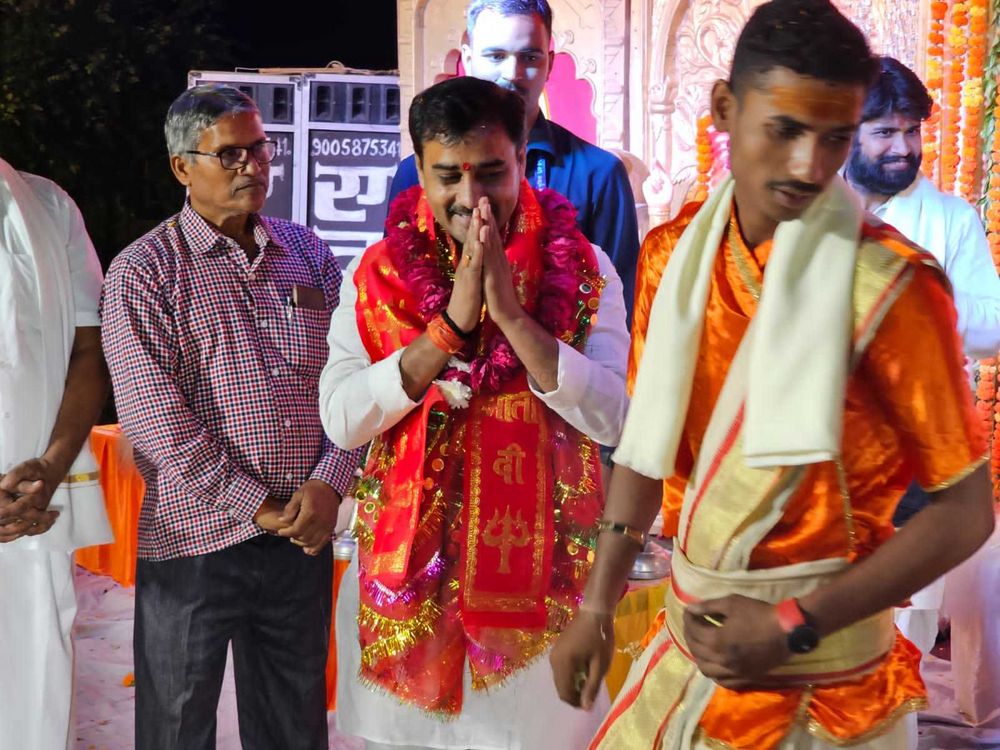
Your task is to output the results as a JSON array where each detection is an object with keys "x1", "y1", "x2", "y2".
[{"x1": 614, "y1": 174, "x2": 862, "y2": 478}]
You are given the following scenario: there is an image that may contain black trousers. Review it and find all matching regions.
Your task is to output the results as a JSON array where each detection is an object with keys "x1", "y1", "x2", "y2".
[{"x1": 134, "y1": 534, "x2": 333, "y2": 750}]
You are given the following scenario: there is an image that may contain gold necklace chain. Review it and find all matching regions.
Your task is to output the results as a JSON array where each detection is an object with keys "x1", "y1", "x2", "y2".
[{"x1": 727, "y1": 216, "x2": 762, "y2": 301}]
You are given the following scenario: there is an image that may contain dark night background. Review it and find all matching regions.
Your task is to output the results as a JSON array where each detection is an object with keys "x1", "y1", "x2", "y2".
[{"x1": 0, "y1": 0, "x2": 399, "y2": 269}]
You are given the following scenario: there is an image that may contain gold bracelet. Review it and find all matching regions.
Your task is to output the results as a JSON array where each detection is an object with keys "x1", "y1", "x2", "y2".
[{"x1": 596, "y1": 519, "x2": 646, "y2": 547}]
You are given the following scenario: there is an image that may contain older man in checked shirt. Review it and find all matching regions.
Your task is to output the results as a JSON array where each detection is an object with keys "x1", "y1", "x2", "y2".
[{"x1": 101, "y1": 85, "x2": 361, "y2": 750}]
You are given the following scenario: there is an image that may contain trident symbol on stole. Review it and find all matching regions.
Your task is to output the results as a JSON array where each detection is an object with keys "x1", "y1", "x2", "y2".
[{"x1": 482, "y1": 506, "x2": 531, "y2": 574}]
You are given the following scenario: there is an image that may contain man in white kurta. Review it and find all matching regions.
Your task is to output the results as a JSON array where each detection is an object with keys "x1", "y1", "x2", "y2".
[
  {"x1": 0, "y1": 159, "x2": 113, "y2": 750},
  {"x1": 846, "y1": 57, "x2": 1000, "y2": 682},
  {"x1": 846, "y1": 57, "x2": 1000, "y2": 361},
  {"x1": 319, "y1": 77, "x2": 628, "y2": 750},
  {"x1": 872, "y1": 174, "x2": 1000, "y2": 358}
]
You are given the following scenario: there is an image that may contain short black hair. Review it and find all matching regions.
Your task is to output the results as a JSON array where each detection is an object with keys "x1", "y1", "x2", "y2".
[
  {"x1": 729, "y1": 0, "x2": 878, "y2": 96},
  {"x1": 466, "y1": 0, "x2": 552, "y2": 41},
  {"x1": 861, "y1": 56, "x2": 933, "y2": 123},
  {"x1": 408, "y1": 77, "x2": 526, "y2": 160}
]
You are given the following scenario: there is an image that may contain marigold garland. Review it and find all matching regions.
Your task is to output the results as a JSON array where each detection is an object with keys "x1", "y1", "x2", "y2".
[
  {"x1": 694, "y1": 114, "x2": 712, "y2": 202},
  {"x1": 959, "y1": 0, "x2": 988, "y2": 200},
  {"x1": 977, "y1": 0, "x2": 1000, "y2": 502},
  {"x1": 941, "y1": 0, "x2": 968, "y2": 194},
  {"x1": 977, "y1": 359, "x2": 1000, "y2": 501},
  {"x1": 982, "y1": 0, "x2": 1000, "y2": 266},
  {"x1": 923, "y1": 0, "x2": 950, "y2": 183},
  {"x1": 988, "y1": 103, "x2": 1000, "y2": 267}
]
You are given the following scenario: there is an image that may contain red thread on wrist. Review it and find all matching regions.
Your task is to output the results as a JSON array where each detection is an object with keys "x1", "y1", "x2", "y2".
[{"x1": 426, "y1": 315, "x2": 464, "y2": 354}]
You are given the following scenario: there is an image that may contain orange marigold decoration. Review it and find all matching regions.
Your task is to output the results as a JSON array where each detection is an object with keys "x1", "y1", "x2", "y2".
[
  {"x1": 941, "y1": 0, "x2": 968, "y2": 195},
  {"x1": 978, "y1": 358, "x2": 1000, "y2": 502},
  {"x1": 982, "y1": 0, "x2": 1000, "y2": 268},
  {"x1": 988, "y1": 121, "x2": 1000, "y2": 266},
  {"x1": 923, "y1": 0, "x2": 950, "y2": 184},
  {"x1": 958, "y1": 0, "x2": 988, "y2": 200},
  {"x1": 976, "y1": 0, "x2": 1000, "y2": 503},
  {"x1": 693, "y1": 113, "x2": 712, "y2": 202}
]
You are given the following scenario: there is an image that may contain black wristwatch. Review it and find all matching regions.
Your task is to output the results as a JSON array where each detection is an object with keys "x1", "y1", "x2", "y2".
[{"x1": 776, "y1": 598, "x2": 820, "y2": 654}]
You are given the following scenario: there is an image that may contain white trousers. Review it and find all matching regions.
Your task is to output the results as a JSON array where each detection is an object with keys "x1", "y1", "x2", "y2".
[
  {"x1": 0, "y1": 548, "x2": 76, "y2": 750},
  {"x1": 338, "y1": 556, "x2": 609, "y2": 750}
]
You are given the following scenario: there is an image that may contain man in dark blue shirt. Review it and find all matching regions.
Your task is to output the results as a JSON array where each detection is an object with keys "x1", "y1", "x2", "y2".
[{"x1": 387, "y1": 0, "x2": 641, "y2": 324}]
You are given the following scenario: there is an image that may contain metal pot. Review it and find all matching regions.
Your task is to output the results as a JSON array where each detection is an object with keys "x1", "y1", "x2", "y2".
[{"x1": 628, "y1": 537, "x2": 672, "y2": 580}]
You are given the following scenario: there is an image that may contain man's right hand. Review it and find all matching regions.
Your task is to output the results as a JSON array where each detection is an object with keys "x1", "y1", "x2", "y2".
[
  {"x1": 446, "y1": 204, "x2": 487, "y2": 333},
  {"x1": 0, "y1": 471, "x2": 61, "y2": 543},
  {"x1": 550, "y1": 609, "x2": 615, "y2": 710},
  {"x1": 253, "y1": 497, "x2": 291, "y2": 534}
]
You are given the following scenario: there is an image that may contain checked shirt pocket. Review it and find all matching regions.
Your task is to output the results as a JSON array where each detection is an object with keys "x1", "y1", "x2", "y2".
[{"x1": 283, "y1": 308, "x2": 331, "y2": 383}]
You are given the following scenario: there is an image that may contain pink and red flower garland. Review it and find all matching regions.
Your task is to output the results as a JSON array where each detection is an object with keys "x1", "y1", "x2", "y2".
[{"x1": 385, "y1": 186, "x2": 593, "y2": 393}]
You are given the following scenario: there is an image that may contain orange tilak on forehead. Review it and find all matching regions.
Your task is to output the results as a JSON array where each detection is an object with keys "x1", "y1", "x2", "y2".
[{"x1": 765, "y1": 84, "x2": 861, "y2": 122}]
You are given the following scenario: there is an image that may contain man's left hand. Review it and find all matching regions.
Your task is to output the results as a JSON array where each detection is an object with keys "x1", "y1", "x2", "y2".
[
  {"x1": 683, "y1": 594, "x2": 791, "y2": 690},
  {"x1": 477, "y1": 198, "x2": 524, "y2": 327},
  {"x1": 276, "y1": 479, "x2": 341, "y2": 555},
  {"x1": 0, "y1": 458, "x2": 62, "y2": 542}
]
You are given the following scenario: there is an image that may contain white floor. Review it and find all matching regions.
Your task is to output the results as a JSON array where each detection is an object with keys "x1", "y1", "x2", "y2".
[
  {"x1": 918, "y1": 655, "x2": 1000, "y2": 749},
  {"x1": 73, "y1": 566, "x2": 999, "y2": 749}
]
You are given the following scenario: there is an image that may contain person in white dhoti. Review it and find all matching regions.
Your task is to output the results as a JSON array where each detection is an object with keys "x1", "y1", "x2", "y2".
[
  {"x1": 0, "y1": 158, "x2": 113, "y2": 750},
  {"x1": 845, "y1": 57, "x2": 1000, "y2": 658}
]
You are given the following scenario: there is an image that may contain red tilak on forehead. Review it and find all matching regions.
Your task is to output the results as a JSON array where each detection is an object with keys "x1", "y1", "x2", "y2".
[{"x1": 462, "y1": 162, "x2": 472, "y2": 171}]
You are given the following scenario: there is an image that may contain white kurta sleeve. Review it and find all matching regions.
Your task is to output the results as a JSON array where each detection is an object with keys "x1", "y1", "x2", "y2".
[
  {"x1": 318, "y1": 255, "x2": 421, "y2": 451},
  {"x1": 23, "y1": 174, "x2": 103, "y2": 327},
  {"x1": 320, "y1": 248, "x2": 630, "y2": 452},
  {"x1": 527, "y1": 246, "x2": 630, "y2": 446},
  {"x1": 63, "y1": 192, "x2": 103, "y2": 328},
  {"x1": 946, "y1": 205, "x2": 1000, "y2": 358}
]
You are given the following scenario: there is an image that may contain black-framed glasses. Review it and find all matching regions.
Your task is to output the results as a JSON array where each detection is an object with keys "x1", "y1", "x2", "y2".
[{"x1": 186, "y1": 139, "x2": 277, "y2": 170}]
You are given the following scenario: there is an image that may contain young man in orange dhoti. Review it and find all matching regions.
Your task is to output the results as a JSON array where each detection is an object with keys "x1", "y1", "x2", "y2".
[
  {"x1": 319, "y1": 77, "x2": 629, "y2": 749},
  {"x1": 549, "y1": 1, "x2": 994, "y2": 748}
]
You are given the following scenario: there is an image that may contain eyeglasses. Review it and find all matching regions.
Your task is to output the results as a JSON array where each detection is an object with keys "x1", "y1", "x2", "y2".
[{"x1": 186, "y1": 139, "x2": 277, "y2": 170}]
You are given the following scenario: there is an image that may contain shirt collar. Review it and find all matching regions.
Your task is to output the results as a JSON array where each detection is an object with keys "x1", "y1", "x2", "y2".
[
  {"x1": 179, "y1": 200, "x2": 279, "y2": 256},
  {"x1": 871, "y1": 174, "x2": 924, "y2": 217},
  {"x1": 527, "y1": 114, "x2": 556, "y2": 158}
]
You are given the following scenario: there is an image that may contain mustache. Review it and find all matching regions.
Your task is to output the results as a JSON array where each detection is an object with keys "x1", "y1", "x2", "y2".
[
  {"x1": 876, "y1": 154, "x2": 920, "y2": 169},
  {"x1": 766, "y1": 180, "x2": 822, "y2": 196},
  {"x1": 448, "y1": 205, "x2": 474, "y2": 218}
]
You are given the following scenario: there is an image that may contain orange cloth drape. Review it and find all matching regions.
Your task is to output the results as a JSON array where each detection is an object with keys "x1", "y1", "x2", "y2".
[{"x1": 75, "y1": 424, "x2": 143, "y2": 587}]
